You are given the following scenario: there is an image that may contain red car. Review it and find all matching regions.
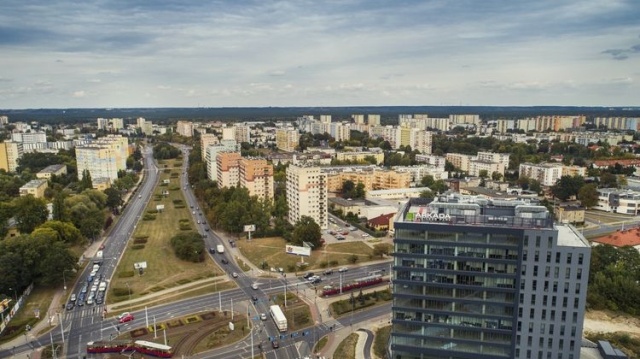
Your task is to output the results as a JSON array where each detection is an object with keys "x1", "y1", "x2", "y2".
[{"x1": 118, "y1": 312, "x2": 134, "y2": 323}]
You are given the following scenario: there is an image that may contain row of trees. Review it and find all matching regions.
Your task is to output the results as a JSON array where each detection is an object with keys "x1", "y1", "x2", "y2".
[{"x1": 588, "y1": 244, "x2": 640, "y2": 315}]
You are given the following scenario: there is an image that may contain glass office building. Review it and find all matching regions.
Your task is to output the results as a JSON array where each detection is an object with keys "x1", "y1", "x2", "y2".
[{"x1": 391, "y1": 196, "x2": 590, "y2": 359}]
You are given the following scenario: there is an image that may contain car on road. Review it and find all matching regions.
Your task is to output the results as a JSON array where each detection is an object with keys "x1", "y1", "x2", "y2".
[
  {"x1": 204, "y1": 227, "x2": 209, "y2": 231},
  {"x1": 323, "y1": 269, "x2": 333, "y2": 275},
  {"x1": 271, "y1": 340, "x2": 279, "y2": 349},
  {"x1": 221, "y1": 258, "x2": 229, "y2": 265},
  {"x1": 341, "y1": 231, "x2": 349, "y2": 235},
  {"x1": 361, "y1": 233, "x2": 370, "y2": 237},
  {"x1": 303, "y1": 272, "x2": 314, "y2": 279},
  {"x1": 339, "y1": 267, "x2": 348, "y2": 273},
  {"x1": 260, "y1": 313, "x2": 267, "y2": 321},
  {"x1": 209, "y1": 247, "x2": 215, "y2": 254},
  {"x1": 66, "y1": 302, "x2": 74, "y2": 310},
  {"x1": 118, "y1": 312, "x2": 134, "y2": 323},
  {"x1": 232, "y1": 272, "x2": 239, "y2": 278},
  {"x1": 251, "y1": 283, "x2": 259, "y2": 290},
  {"x1": 251, "y1": 295, "x2": 258, "y2": 302},
  {"x1": 70, "y1": 294, "x2": 77, "y2": 302},
  {"x1": 336, "y1": 235, "x2": 345, "y2": 240}
]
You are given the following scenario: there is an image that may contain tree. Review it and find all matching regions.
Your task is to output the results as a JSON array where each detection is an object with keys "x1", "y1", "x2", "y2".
[
  {"x1": 551, "y1": 175, "x2": 585, "y2": 201},
  {"x1": 104, "y1": 187, "x2": 124, "y2": 212},
  {"x1": 341, "y1": 180, "x2": 355, "y2": 198},
  {"x1": 13, "y1": 195, "x2": 48, "y2": 234},
  {"x1": 491, "y1": 172, "x2": 503, "y2": 181},
  {"x1": 599, "y1": 172, "x2": 618, "y2": 188},
  {"x1": 52, "y1": 192, "x2": 67, "y2": 221},
  {"x1": 478, "y1": 169, "x2": 489, "y2": 179},
  {"x1": 79, "y1": 169, "x2": 93, "y2": 191},
  {"x1": 291, "y1": 216, "x2": 322, "y2": 249},
  {"x1": 419, "y1": 190, "x2": 435, "y2": 199},
  {"x1": 373, "y1": 243, "x2": 392, "y2": 258},
  {"x1": 420, "y1": 175, "x2": 435, "y2": 187},
  {"x1": 170, "y1": 231, "x2": 205, "y2": 262},
  {"x1": 35, "y1": 220, "x2": 84, "y2": 245},
  {"x1": 578, "y1": 184, "x2": 598, "y2": 208},
  {"x1": 528, "y1": 179, "x2": 542, "y2": 194}
]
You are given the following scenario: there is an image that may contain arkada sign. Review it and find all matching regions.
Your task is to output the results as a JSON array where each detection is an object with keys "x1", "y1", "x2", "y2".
[{"x1": 414, "y1": 212, "x2": 451, "y2": 222}]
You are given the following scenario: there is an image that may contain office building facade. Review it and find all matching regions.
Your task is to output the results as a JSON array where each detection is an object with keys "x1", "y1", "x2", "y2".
[{"x1": 391, "y1": 195, "x2": 590, "y2": 359}]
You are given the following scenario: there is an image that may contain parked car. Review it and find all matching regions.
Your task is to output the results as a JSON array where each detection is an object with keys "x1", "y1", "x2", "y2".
[
  {"x1": 339, "y1": 267, "x2": 348, "y2": 273},
  {"x1": 66, "y1": 302, "x2": 74, "y2": 310},
  {"x1": 70, "y1": 294, "x2": 77, "y2": 302}
]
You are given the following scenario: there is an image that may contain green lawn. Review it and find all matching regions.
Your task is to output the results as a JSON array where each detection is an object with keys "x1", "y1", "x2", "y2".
[
  {"x1": 108, "y1": 159, "x2": 222, "y2": 304},
  {"x1": 334, "y1": 333, "x2": 358, "y2": 359},
  {"x1": 237, "y1": 237, "x2": 375, "y2": 273},
  {"x1": 373, "y1": 325, "x2": 392, "y2": 359}
]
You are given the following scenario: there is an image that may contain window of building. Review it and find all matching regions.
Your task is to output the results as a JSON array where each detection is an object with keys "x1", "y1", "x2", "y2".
[
  {"x1": 552, "y1": 297, "x2": 557, "y2": 306},
  {"x1": 567, "y1": 253, "x2": 572, "y2": 264},
  {"x1": 563, "y1": 297, "x2": 568, "y2": 308},
  {"x1": 553, "y1": 281, "x2": 558, "y2": 293},
  {"x1": 574, "y1": 298, "x2": 579, "y2": 309},
  {"x1": 565, "y1": 268, "x2": 571, "y2": 279},
  {"x1": 536, "y1": 236, "x2": 541, "y2": 247},
  {"x1": 543, "y1": 295, "x2": 548, "y2": 306},
  {"x1": 535, "y1": 251, "x2": 540, "y2": 261},
  {"x1": 540, "y1": 324, "x2": 545, "y2": 335},
  {"x1": 577, "y1": 268, "x2": 582, "y2": 280},
  {"x1": 578, "y1": 253, "x2": 583, "y2": 265},
  {"x1": 545, "y1": 266, "x2": 550, "y2": 277},
  {"x1": 534, "y1": 265, "x2": 538, "y2": 276},
  {"x1": 529, "y1": 323, "x2": 534, "y2": 333},
  {"x1": 560, "y1": 325, "x2": 565, "y2": 335},
  {"x1": 554, "y1": 267, "x2": 559, "y2": 279},
  {"x1": 542, "y1": 309, "x2": 547, "y2": 320},
  {"x1": 573, "y1": 312, "x2": 578, "y2": 322},
  {"x1": 528, "y1": 337, "x2": 533, "y2": 346},
  {"x1": 522, "y1": 265, "x2": 527, "y2": 276},
  {"x1": 548, "y1": 338, "x2": 553, "y2": 348},
  {"x1": 544, "y1": 281, "x2": 549, "y2": 292},
  {"x1": 548, "y1": 237, "x2": 553, "y2": 247},
  {"x1": 556, "y1": 253, "x2": 561, "y2": 264},
  {"x1": 532, "y1": 280, "x2": 537, "y2": 291},
  {"x1": 531, "y1": 295, "x2": 536, "y2": 305},
  {"x1": 523, "y1": 250, "x2": 528, "y2": 261},
  {"x1": 546, "y1": 251, "x2": 551, "y2": 262},
  {"x1": 519, "y1": 308, "x2": 523, "y2": 318},
  {"x1": 575, "y1": 283, "x2": 580, "y2": 295},
  {"x1": 524, "y1": 236, "x2": 529, "y2": 246}
]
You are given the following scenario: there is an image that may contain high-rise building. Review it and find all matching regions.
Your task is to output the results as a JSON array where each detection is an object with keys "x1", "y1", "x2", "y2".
[
  {"x1": 367, "y1": 114, "x2": 381, "y2": 127},
  {"x1": 205, "y1": 141, "x2": 239, "y2": 181},
  {"x1": 391, "y1": 196, "x2": 590, "y2": 359},
  {"x1": 286, "y1": 164, "x2": 328, "y2": 229},
  {"x1": 352, "y1": 114, "x2": 365, "y2": 125},
  {"x1": 200, "y1": 133, "x2": 219, "y2": 161},
  {"x1": 0, "y1": 141, "x2": 24, "y2": 172},
  {"x1": 75, "y1": 135, "x2": 128, "y2": 181},
  {"x1": 0, "y1": 116, "x2": 8, "y2": 127},
  {"x1": 275, "y1": 128, "x2": 299, "y2": 152},
  {"x1": 176, "y1": 121, "x2": 194, "y2": 137},
  {"x1": 239, "y1": 158, "x2": 274, "y2": 202},
  {"x1": 234, "y1": 124, "x2": 251, "y2": 143},
  {"x1": 216, "y1": 152, "x2": 242, "y2": 188}
]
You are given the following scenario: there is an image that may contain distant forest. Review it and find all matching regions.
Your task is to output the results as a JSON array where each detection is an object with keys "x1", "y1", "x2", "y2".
[{"x1": 2, "y1": 106, "x2": 640, "y2": 125}]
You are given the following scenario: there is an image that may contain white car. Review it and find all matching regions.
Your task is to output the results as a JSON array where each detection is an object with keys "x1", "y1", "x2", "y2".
[
  {"x1": 260, "y1": 313, "x2": 267, "y2": 321},
  {"x1": 339, "y1": 267, "x2": 348, "y2": 273},
  {"x1": 251, "y1": 283, "x2": 259, "y2": 290}
]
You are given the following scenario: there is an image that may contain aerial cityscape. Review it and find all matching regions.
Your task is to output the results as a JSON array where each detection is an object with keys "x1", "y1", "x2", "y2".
[{"x1": 2, "y1": 1, "x2": 640, "y2": 359}]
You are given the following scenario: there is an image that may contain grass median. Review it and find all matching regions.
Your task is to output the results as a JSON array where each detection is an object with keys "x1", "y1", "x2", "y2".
[{"x1": 108, "y1": 159, "x2": 222, "y2": 305}]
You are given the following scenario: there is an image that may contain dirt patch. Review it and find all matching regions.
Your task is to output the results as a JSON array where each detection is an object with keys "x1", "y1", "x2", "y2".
[{"x1": 583, "y1": 310, "x2": 640, "y2": 337}]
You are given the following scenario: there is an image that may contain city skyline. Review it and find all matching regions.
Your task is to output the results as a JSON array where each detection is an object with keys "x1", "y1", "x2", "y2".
[{"x1": 0, "y1": 0, "x2": 639, "y2": 109}]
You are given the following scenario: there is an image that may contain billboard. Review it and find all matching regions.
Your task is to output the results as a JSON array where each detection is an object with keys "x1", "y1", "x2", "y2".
[
  {"x1": 244, "y1": 224, "x2": 256, "y2": 232},
  {"x1": 286, "y1": 245, "x2": 311, "y2": 257}
]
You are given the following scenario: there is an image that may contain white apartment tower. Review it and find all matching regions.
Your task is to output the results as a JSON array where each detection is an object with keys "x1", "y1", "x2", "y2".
[
  {"x1": 286, "y1": 165, "x2": 328, "y2": 229},
  {"x1": 76, "y1": 136, "x2": 128, "y2": 181},
  {"x1": 200, "y1": 133, "x2": 219, "y2": 161},
  {"x1": 276, "y1": 128, "x2": 299, "y2": 152},
  {"x1": 176, "y1": 121, "x2": 194, "y2": 137}
]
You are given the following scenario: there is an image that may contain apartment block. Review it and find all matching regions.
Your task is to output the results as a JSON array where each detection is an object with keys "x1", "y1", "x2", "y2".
[
  {"x1": 75, "y1": 135, "x2": 128, "y2": 181},
  {"x1": 330, "y1": 122, "x2": 351, "y2": 142},
  {"x1": 205, "y1": 141, "x2": 239, "y2": 181},
  {"x1": 367, "y1": 114, "x2": 381, "y2": 126},
  {"x1": 393, "y1": 165, "x2": 449, "y2": 186},
  {"x1": 518, "y1": 163, "x2": 564, "y2": 187},
  {"x1": 239, "y1": 158, "x2": 274, "y2": 202},
  {"x1": 594, "y1": 188, "x2": 640, "y2": 215},
  {"x1": 324, "y1": 167, "x2": 410, "y2": 193},
  {"x1": 19, "y1": 179, "x2": 48, "y2": 198},
  {"x1": 275, "y1": 128, "x2": 299, "y2": 152},
  {"x1": 335, "y1": 148, "x2": 384, "y2": 165},
  {"x1": 352, "y1": 114, "x2": 365, "y2": 125},
  {"x1": 97, "y1": 118, "x2": 124, "y2": 131},
  {"x1": 11, "y1": 131, "x2": 47, "y2": 144},
  {"x1": 234, "y1": 124, "x2": 251, "y2": 143},
  {"x1": 216, "y1": 152, "x2": 242, "y2": 188},
  {"x1": 0, "y1": 141, "x2": 24, "y2": 172},
  {"x1": 200, "y1": 133, "x2": 219, "y2": 161},
  {"x1": 391, "y1": 196, "x2": 591, "y2": 359},
  {"x1": 176, "y1": 120, "x2": 194, "y2": 137},
  {"x1": 286, "y1": 165, "x2": 328, "y2": 229},
  {"x1": 446, "y1": 153, "x2": 471, "y2": 172}
]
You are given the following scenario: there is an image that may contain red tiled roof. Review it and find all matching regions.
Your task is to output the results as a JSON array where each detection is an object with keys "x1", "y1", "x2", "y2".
[
  {"x1": 368, "y1": 213, "x2": 396, "y2": 226},
  {"x1": 593, "y1": 228, "x2": 640, "y2": 247}
]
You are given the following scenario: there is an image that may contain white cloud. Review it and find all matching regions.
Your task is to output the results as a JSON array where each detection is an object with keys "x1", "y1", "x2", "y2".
[{"x1": 72, "y1": 90, "x2": 86, "y2": 98}]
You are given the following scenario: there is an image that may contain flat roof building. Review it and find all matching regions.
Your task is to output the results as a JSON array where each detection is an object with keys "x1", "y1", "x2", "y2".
[
  {"x1": 391, "y1": 195, "x2": 591, "y2": 359},
  {"x1": 20, "y1": 179, "x2": 48, "y2": 198}
]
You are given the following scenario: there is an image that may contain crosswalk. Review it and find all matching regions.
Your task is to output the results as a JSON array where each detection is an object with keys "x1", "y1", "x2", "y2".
[{"x1": 65, "y1": 305, "x2": 107, "y2": 321}]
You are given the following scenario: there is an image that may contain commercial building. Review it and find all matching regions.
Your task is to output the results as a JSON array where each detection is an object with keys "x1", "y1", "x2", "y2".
[
  {"x1": 19, "y1": 179, "x2": 48, "y2": 198},
  {"x1": 286, "y1": 164, "x2": 328, "y2": 229},
  {"x1": 238, "y1": 158, "x2": 274, "y2": 202},
  {"x1": 391, "y1": 195, "x2": 591, "y2": 359},
  {"x1": 594, "y1": 188, "x2": 640, "y2": 215},
  {"x1": 0, "y1": 141, "x2": 24, "y2": 172},
  {"x1": 36, "y1": 164, "x2": 68, "y2": 179}
]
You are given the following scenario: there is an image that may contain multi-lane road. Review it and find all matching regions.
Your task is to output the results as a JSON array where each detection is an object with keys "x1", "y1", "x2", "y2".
[{"x1": 0, "y1": 144, "x2": 392, "y2": 359}]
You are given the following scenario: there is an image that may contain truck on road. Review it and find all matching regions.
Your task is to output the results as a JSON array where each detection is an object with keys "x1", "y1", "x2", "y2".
[
  {"x1": 269, "y1": 305, "x2": 287, "y2": 332},
  {"x1": 216, "y1": 244, "x2": 224, "y2": 254}
]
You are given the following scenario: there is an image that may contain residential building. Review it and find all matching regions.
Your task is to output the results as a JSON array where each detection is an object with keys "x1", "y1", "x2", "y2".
[
  {"x1": 176, "y1": 120, "x2": 194, "y2": 137},
  {"x1": 222, "y1": 127, "x2": 235, "y2": 141},
  {"x1": 561, "y1": 165, "x2": 586, "y2": 178},
  {"x1": 0, "y1": 141, "x2": 23, "y2": 172},
  {"x1": 367, "y1": 212, "x2": 396, "y2": 232},
  {"x1": 330, "y1": 122, "x2": 351, "y2": 142},
  {"x1": 97, "y1": 118, "x2": 124, "y2": 131},
  {"x1": 276, "y1": 128, "x2": 299, "y2": 152},
  {"x1": 234, "y1": 124, "x2": 251, "y2": 143},
  {"x1": 477, "y1": 152, "x2": 510, "y2": 170},
  {"x1": 0, "y1": 116, "x2": 8, "y2": 126},
  {"x1": 19, "y1": 179, "x2": 48, "y2": 198},
  {"x1": 75, "y1": 135, "x2": 128, "y2": 181},
  {"x1": 239, "y1": 158, "x2": 274, "y2": 202},
  {"x1": 200, "y1": 133, "x2": 219, "y2": 161},
  {"x1": 446, "y1": 153, "x2": 471, "y2": 173},
  {"x1": 36, "y1": 164, "x2": 67, "y2": 179},
  {"x1": 286, "y1": 164, "x2": 328, "y2": 229},
  {"x1": 216, "y1": 152, "x2": 242, "y2": 188},
  {"x1": 352, "y1": 114, "x2": 365, "y2": 125},
  {"x1": 11, "y1": 131, "x2": 47, "y2": 144},
  {"x1": 393, "y1": 165, "x2": 449, "y2": 187},
  {"x1": 366, "y1": 187, "x2": 431, "y2": 200},
  {"x1": 391, "y1": 195, "x2": 591, "y2": 359},
  {"x1": 415, "y1": 154, "x2": 448, "y2": 168},
  {"x1": 519, "y1": 162, "x2": 564, "y2": 187},
  {"x1": 555, "y1": 204, "x2": 585, "y2": 224},
  {"x1": 367, "y1": 114, "x2": 381, "y2": 127},
  {"x1": 335, "y1": 148, "x2": 384, "y2": 165},
  {"x1": 205, "y1": 141, "x2": 240, "y2": 181},
  {"x1": 324, "y1": 166, "x2": 411, "y2": 193},
  {"x1": 592, "y1": 228, "x2": 640, "y2": 250}
]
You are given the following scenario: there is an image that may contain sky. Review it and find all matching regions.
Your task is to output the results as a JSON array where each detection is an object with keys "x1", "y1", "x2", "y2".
[{"x1": 0, "y1": 0, "x2": 639, "y2": 109}]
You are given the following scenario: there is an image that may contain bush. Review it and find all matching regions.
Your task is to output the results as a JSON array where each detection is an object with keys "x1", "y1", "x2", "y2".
[
  {"x1": 348, "y1": 254, "x2": 359, "y2": 264},
  {"x1": 131, "y1": 244, "x2": 145, "y2": 250},
  {"x1": 174, "y1": 205, "x2": 185, "y2": 209},
  {"x1": 147, "y1": 209, "x2": 158, "y2": 214},
  {"x1": 173, "y1": 199, "x2": 184, "y2": 204},
  {"x1": 143, "y1": 214, "x2": 156, "y2": 221},
  {"x1": 135, "y1": 235, "x2": 149, "y2": 240},
  {"x1": 163, "y1": 169, "x2": 171, "y2": 173},
  {"x1": 133, "y1": 238, "x2": 148, "y2": 244},
  {"x1": 329, "y1": 260, "x2": 339, "y2": 266},
  {"x1": 179, "y1": 223, "x2": 191, "y2": 230}
]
